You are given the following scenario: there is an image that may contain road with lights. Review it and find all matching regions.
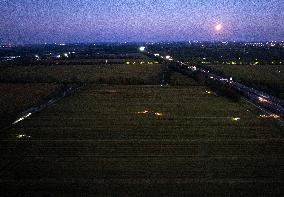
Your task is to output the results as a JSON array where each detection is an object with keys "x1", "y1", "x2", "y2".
[{"x1": 145, "y1": 50, "x2": 284, "y2": 122}]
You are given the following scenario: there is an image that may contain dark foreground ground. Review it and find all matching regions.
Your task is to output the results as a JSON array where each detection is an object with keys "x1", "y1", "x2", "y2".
[{"x1": 0, "y1": 77, "x2": 283, "y2": 196}]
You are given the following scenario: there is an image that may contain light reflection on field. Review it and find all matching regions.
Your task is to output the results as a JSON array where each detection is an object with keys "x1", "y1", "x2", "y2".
[
  {"x1": 16, "y1": 133, "x2": 31, "y2": 139},
  {"x1": 136, "y1": 110, "x2": 163, "y2": 117}
]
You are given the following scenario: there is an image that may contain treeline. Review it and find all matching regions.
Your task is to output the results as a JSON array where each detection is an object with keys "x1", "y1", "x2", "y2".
[
  {"x1": 148, "y1": 44, "x2": 284, "y2": 65},
  {"x1": 1, "y1": 58, "x2": 149, "y2": 67}
]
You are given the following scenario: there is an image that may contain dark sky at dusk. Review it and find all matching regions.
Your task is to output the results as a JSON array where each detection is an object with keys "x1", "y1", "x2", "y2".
[{"x1": 0, "y1": 0, "x2": 283, "y2": 44}]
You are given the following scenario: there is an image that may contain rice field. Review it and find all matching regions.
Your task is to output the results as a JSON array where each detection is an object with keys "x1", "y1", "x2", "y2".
[{"x1": 1, "y1": 81, "x2": 283, "y2": 196}]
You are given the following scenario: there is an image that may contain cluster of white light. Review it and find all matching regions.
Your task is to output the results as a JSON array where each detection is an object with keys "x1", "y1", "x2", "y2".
[
  {"x1": 13, "y1": 113, "x2": 32, "y2": 125},
  {"x1": 260, "y1": 114, "x2": 280, "y2": 119},
  {"x1": 245, "y1": 42, "x2": 265, "y2": 47},
  {"x1": 258, "y1": 97, "x2": 270, "y2": 103},
  {"x1": 206, "y1": 91, "x2": 212, "y2": 94},
  {"x1": 139, "y1": 46, "x2": 146, "y2": 52},
  {"x1": 126, "y1": 61, "x2": 159, "y2": 65}
]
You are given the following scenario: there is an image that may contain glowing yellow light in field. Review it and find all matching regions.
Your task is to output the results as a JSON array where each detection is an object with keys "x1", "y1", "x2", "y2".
[
  {"x1": 155, "y1": 112, "x2": 163, "y2": 116},
  {"x1": 231, "y1": 117, "x2": 240, "y2": 121},
  {"x1": 16, "y1": 134, "x2": 31, "y2": 139},
  {"x1": 206, "y1": 91, "x2": 212, "y2": 94},
  {"x1": 136, "y1": 110, "x2": 164, "y2": 117},
  {"x1": 17, "y1": 134, "x2": 26, "y2": 139},
  {"x1": 136, "y1": 110, "x2": 149, "y2": 114}
]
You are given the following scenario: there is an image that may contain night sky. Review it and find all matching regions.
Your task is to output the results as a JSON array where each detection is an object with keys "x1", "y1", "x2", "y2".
[{"x1": 0, "y1": 0, "x2": 283, "y2": 44}]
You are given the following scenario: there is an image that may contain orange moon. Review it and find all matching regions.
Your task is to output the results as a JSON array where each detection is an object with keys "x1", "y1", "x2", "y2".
[{"x1": 215, "y1": 24, "x2": 222, "y2": 31}]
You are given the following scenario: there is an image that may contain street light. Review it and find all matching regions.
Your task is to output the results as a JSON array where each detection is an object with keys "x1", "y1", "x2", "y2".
[{"x1": 139, "y1": 46, "x2": 146, "y2": 52}]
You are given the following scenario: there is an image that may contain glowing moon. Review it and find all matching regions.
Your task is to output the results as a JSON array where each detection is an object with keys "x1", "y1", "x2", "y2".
[{"x1": 215, "y1": 24, "x2": 222, "y2": 31}]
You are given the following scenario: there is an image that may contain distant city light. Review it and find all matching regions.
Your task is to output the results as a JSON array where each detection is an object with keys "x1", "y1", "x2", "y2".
[
  {"x1": 258, "y1": 97, "x2": 270, "y2": 103},
  {"x1": 260, "y1": 114, "x2": 280, "y2": 119},
  {"x1": 165, "y1": 55, "x2": 171, "y2": 59},
  {"x1": 139, "y1": 46, "x2": 146, "y2": 52}
]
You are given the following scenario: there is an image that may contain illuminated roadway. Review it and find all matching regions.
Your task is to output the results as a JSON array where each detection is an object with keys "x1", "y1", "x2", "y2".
[{"x1": 147, "y1": 51, "x2": 284, "y2": 123}]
